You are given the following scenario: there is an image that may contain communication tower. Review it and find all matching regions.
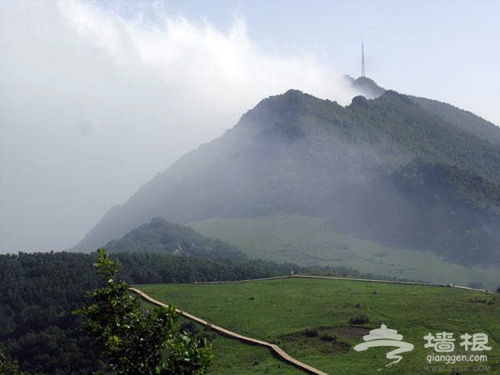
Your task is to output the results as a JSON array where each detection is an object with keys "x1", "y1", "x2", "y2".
[{"x1": 361, "y1": 39, "x2": 366, "y2": 77}]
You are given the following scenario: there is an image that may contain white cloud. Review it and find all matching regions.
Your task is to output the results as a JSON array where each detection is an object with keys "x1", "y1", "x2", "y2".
[
  {"x1": 57, "y1": 0, "x2": 355, "y2": 117},
  {"x1": 0, "y1": 0, "x2": 356, "y2": 252}
]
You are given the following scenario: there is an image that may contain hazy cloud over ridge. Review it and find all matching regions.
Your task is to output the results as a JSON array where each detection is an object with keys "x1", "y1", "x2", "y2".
[{"x1": 0, "y1": 0, "x2": 355, "y2": 252}]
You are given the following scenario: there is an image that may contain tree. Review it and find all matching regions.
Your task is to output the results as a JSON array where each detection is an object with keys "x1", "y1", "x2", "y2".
[
  {"x1": 76, "y1": 249, "x2": 212, "y2": 375},
  {"x1": 0, "y1": 350, "x2": 32, "y2": 375}
]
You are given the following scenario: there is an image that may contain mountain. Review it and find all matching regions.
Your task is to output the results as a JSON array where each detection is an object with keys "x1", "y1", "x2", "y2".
[
  {"x1": 347, "y1": 74, "x2": 500, "y2": 146},
  {"x1": 345, "y1": 75, "x2": 386, "y2": 99},
  {"x1": 408, "y1": 95, "x2": 500, "y2": 146},
  {"x1": 76, "y1": 79, "x2": 500, "y2": 276},
  {"x1": 105, "y1": 217, "x2": 246, "y2": 262}
]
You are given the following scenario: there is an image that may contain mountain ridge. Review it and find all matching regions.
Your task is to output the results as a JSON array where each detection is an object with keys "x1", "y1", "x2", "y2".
[{"x1": 75, "y1": 80, "x2": 500, "y2": 271}]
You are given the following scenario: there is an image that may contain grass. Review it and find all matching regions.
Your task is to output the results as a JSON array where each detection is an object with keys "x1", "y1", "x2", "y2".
[
  {"x1": 189, "y1": 215, "x2": 500, "y2": 289},
  {"x1": 206, "y1": 336, "x2": 304, "y2": 375},
  {"x1": 140, "y1": 277, "x2": 500, "y2": 375}
]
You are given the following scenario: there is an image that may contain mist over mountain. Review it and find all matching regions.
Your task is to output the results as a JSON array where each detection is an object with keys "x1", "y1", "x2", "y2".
[
  {"x1": 76, "y1": 79, "x2": 500, "y2": 270},
  {"x1": 345, "y1": 75, "x2": 386, "y2": 99},
  {"x1": 105, "y1": 217, "x2": 247, "y2": 262}
]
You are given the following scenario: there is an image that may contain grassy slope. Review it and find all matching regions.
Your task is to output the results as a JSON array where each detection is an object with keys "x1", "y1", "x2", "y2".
[
  {"x1": 140, "y1": 278, "x2": 499, "y2": 375},
  {"x1": 206, "y1": 336, "x2": 304, "y2": 375},
  {"x1": 189, "y1": 215, "x2": 500, "y2": 289}
]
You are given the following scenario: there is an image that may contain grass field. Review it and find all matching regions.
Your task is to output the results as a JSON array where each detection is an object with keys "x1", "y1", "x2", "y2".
[
  {"x1": 204, "y1": 336, "x2": 304, "y2": 375},
  {"x1": 140, "y1": 277, "x2": 499, "y2": 375},
  {"x1": 189, "y1": 215, "x2": 500, "y2": 289}
]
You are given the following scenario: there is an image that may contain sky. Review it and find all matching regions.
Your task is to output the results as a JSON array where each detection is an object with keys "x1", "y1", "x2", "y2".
[{"x1": 1, "y1": 0, "x2": 499, "y2": 253}]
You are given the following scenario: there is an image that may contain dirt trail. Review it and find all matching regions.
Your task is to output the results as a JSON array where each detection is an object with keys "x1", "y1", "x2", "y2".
[
  {"x1": 129, "y1": 275, "x2": 489, "y2": 375},
  {"x1": 195, "y1": 274, "x2": 489, "y2": 293},
  {"x1": 129, "y1": 287, "x2": 329, "y2": 375}
]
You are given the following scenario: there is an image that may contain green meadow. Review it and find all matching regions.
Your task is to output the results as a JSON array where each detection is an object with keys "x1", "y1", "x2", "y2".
[
  {"x1": 139, "y1": 277, "x2": 499, "y2": 375},
  {"x1": 190, "y1": 215, "x2": 500, "y2": 289}
]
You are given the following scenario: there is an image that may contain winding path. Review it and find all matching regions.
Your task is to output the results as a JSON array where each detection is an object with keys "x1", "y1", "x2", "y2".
[
  {"x1": 129, "y1": 286, "x2": 329, "y2": 375},
  {"x1": 129, "y1": 274, "x2": 489, "y2": 375}
]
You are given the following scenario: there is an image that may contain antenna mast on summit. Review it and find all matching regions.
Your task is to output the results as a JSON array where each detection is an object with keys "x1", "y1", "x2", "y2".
[{"x1": 361, "y1": 39, "x2": 366, "y2": 77}]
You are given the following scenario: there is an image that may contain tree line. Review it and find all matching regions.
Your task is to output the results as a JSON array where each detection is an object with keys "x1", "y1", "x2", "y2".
[{"x1": 0, "y1": 250, "x2": 366, "y2": 374}]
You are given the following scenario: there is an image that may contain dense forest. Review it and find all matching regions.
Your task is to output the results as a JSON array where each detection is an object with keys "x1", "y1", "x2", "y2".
[
  {"x1": 0, "y1": 248, "x2": 366, "y2": 374},
  {"x1": 0, "y1": 252, "x2": 102, "y2": 374}
]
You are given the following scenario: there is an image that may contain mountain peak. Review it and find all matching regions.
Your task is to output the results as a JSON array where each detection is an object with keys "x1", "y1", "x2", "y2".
[
  {"x1": 345, "y1": 75, "x2": 386, "y2": 99},
  {"x1": 350, "y1": 95, "x2": 370, "y2": 107},
  {"x1": 76, "y1": 84, "x2": 500, "y2": 273}
]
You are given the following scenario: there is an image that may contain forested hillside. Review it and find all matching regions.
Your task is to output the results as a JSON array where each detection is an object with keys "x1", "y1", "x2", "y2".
[
  {"x1": 409, "y1": 95, "x2": 500, "y2": 145},
  {"x1": 0, "y1": 246, "x2": 363, "y2": 374},
  {"x1": 76, "y1": 86, "x2": 500, "y2": 271},
  {"x1": 105, "y1": 218, "x2": 247, "y2": 261},
  {"x1": 0, "y1": 252, "x2": 101, "y2": 374}
]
